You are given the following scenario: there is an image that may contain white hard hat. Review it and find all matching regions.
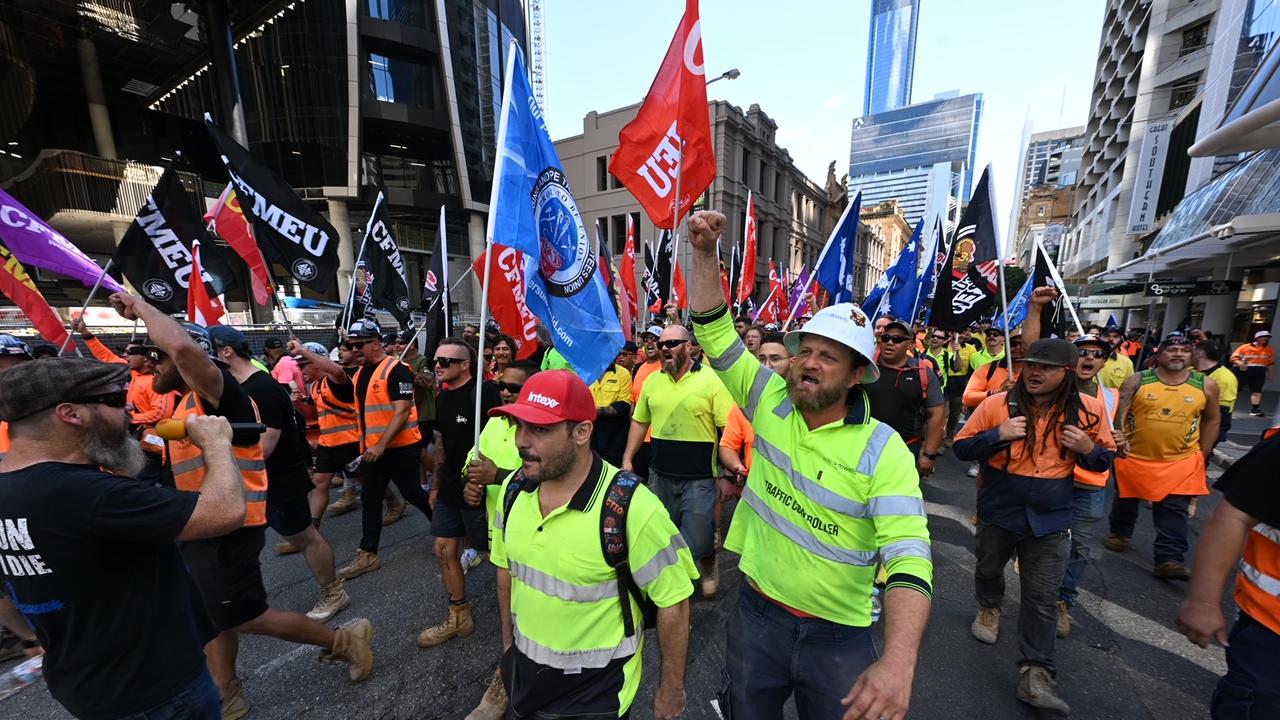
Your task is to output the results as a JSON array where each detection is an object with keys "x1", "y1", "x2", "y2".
[
  {"x1": 1257, "y1": 330, "x2": 1273, "y2": 339},
  {"x1": 783, "y1": 303, "x2": 879, "y2": 383}
]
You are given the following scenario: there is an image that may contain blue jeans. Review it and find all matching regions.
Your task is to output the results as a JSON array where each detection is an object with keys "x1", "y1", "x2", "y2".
[
  {"x1": 117, "y1": 671, "x2": 220, "y2": 720},
  {"x1": 1108, "y1": 494, "x2": 1192, "y2": 564},
  {"x1": 1059, "y1": 486, "x2": 1106, "y2": 605},
  {"x1": 722, "y1": 582, "x2": 878, "y2": 719},
  {"x1": 648, "y1": 471, "x2": 716, "y2": 561},
  {"x1": 1213, "y1": 613, "x2": 1280, "y2": 719}
]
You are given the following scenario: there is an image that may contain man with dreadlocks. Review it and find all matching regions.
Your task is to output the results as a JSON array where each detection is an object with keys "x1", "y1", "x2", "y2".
[{"x1": 954, "y1": 338, "x2": 1116, "y2": 715}]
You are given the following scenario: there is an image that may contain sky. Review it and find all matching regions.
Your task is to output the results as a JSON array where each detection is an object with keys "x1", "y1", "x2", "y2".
[{"x1": 542, "y1": 0, "x2": 1106, "y2": 248}]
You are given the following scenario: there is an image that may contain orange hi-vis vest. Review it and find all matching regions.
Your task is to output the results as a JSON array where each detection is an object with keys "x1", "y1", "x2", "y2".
[
  {"x1": 354, "y1": 356, "x2": 420, "y2": 452},
  {"x1": 170, "y1": 391, "x2": 269, "y2": 527},
  {"x1": 311, "y1": 376, "x2": 360, "y2": 447},
  {"x1": 1074, "y1": 384, "x2": 1119, "y2": 488},
  {"x1": 0, "y1": 422, "x2": 8, "y2": 461},
  {"x1": 1237, "y1": 521, "x2": 1280, "y2": 636}
]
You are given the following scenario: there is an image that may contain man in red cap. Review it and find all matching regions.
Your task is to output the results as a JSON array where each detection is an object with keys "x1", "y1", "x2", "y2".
[{"x1": 488, "y1": 370, "x2": 698, "y2": 720}]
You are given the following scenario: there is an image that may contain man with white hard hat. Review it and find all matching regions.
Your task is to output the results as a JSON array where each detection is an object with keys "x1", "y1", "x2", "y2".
[{"x1": 685, "y1": 209, "x2": 933, "y2": 720}]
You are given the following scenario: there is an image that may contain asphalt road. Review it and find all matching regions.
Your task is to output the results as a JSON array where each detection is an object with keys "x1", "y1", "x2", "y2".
[{"x1": 2, "y1": 449, "x2": 1243, "y2": 720}]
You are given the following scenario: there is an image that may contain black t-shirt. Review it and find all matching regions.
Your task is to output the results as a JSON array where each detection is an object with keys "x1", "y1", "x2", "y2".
[
  {"x1": 241, "y1": 371, "x2": 312, "y2": 502},
  {"x1": 1214, "y1": 433, "x2": 1280, "y2": 528},
  {"x1": 0, "y1": 462, "x2": 210, "y2": 720},
  {"x1": 864, "y1": 360, "x2": 945, "y2": 443},
  {"x1": 435, "y1": 377, "x2": 502, "y2": 505}
]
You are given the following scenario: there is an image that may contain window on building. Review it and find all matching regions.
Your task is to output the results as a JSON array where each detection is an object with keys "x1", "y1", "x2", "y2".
[
  {"x1": 610, "y1": 171, "x2": 622, "y2": 190},
  {"x1": 741, "y1": 148, "x2": 751, "y2": 184},
  {"x1": 366, "y1": 53, "x2": 438, "y2": 108},
  {"x1": 1180, "y1": 21, "x2": 1210, "y2": 57},
  {"x1": 1169, "y1": 75, "x2": 1200, "y2": 110},
  {"x1": 365, "y1": 0, "x2": 427, "y2": 28},
  {"x1": 596, "y1": 156, "x2": 608, "y2": 192},
  {"x1": 1037, "y1": 205, "x2": 1047, "y2": 217},
  {"x1": 612, "y1": 215, "x2": 627, "y2": 255},
  {"x1": 774, "y1": 171, "x2": 783, "y2": 203}
]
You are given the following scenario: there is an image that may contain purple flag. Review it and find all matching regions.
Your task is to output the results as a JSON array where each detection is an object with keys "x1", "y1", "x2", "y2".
[
  {"x1": 0, "y1": 188, "x2": 125, "y2": 293},
  {"x1": 787, "y1": 264, "x2": 810, "y2": 318}
]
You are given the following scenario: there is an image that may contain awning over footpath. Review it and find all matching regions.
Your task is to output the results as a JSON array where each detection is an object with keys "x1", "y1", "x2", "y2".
[{"x1": 1090, "y1": 149, "x2": 1280, "y2": 282}]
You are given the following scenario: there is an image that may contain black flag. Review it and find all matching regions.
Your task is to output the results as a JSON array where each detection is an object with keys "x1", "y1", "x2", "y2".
[
  {"x1": 642, "y1": 231, "x2": 673, "y2": 313},
  {"x1": 204, "y1": 117, "x2": 340, "y2": 292},
  {"x1": 930, "y1": 167, "x2": 1001, "y2": 331},
  {"x1": 419, "y1": 206, "x2": 451, "y2": 358},
  {"x1": 360, "y1": 191, "x2": 413, "y2": 328},
  {"x1": 1033, "y1": 241, "x2": 1065, "y2": 338},
  {"x1": 113, "y1": 167, "x2": 237, "y2": 314}
]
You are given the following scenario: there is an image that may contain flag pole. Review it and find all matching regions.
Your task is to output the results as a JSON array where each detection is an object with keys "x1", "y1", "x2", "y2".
[
  {"x1": 340, "y1": 228, "x2": 371, "y2": 333},
  {"x1": 395, "y1": 265, "x2": 473, "y2": 363},
  {"x1": 782, "y1": 193, "x2": 857, "y2": 331},
  {"x1": 474, "y1": 239, "x2": 495, "y2": 447},
  {"x1": 910, "y1": 216, "x2": 933, "y2": 326},
  {"x1": 989, "y1": 170, "x2": 1014, "y2": 378},
  {"x1": 1033, "y1": 234, "x2": 1085, "y2": 335},
  {"x1": 667, "y1": 136, "x2": 684, "y2": 302},
  {"x1": 59, "y1": 259, "x2": 113, "y2": 356}
]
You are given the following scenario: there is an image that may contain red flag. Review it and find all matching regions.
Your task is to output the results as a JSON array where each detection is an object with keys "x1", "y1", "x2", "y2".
[
  {"x1": 719, "y1": 261, "x2": 731, "y2": 301},
  {"x1": 0, "y1": 243, "x2": 69, "y2": 346},
  {"x1": 736, "y1": 191, "x2": 757, "y2": 304},
  {"x1": 609, "y1": 0, "x2": 715, "y2": 229},
  {"x1": 187, "y1": 240, "x2": 224, "y2": 327},
  {"x1": 758, "y1": 259, "x2": 783, "y2": 323},
  {"x1": 206, "y1": 184, "x2": 272, "y2": 306},
  {"x1": 472, "y1": 244, "x2": 538, "y2": 359},
  {"x1": 619, "y1": 216, "x2": 640, "y2": 331},
  {"x1": 673, "y1": 258, "x2": 688, "y2": 310}
]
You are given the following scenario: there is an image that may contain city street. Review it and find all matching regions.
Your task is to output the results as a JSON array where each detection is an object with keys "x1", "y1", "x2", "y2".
[{"x1": 4, "y1": 434, "x2": 1256, "y2": 720}]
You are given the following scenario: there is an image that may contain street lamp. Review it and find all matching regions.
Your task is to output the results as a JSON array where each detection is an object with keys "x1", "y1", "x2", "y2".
[{"x1": 706, "y1": 68, "x2": 741, "y2": 86}]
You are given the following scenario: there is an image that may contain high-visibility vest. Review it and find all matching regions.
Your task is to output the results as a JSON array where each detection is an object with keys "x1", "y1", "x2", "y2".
[
  {"x1": 1236, "y1": 521, "x2": 1280, "y2": 636},
  {"x1": 1232, "y1": 343, "x2": 1275, "y2": 369},
  {"x1": 311, "y1": 377, "x2": 360, "y2": 447},
  {"x1": 354, "y1": 356, "x2": 421, "y2": 451},
  {"x1": 170, "y1": 391, "x2": 269, "y2": 527},
  {"x1": 1073, "y1": 384, "x2": 1118, "y2": 488},
  {"x1": 0, "y1": 422, "x2": 8, "y2": 461}
]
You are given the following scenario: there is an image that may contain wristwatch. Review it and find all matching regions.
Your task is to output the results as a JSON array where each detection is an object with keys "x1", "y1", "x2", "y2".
[{"x1": 923, "y1": 451, "x2": 941, "y2": 460}]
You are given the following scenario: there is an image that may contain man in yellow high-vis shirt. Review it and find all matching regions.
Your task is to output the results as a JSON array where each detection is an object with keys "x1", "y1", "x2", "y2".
[{"x1": 686, "y1": 210, "x2": 933, "y2": 720}]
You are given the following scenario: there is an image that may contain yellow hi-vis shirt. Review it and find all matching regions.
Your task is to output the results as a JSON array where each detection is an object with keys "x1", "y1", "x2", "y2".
[
  {"x1": 468, "y1": 416, "x2": 521, "y2": 545},
  {"x1": 1100, "y1": 353, "x2": 1134, "y2": 389},
  {"x1": 590, "y1": 364, "x2": 633, "y2": 409},
  {"x1": 1208, "y1": 364, "x2": 1239, "y2": 411},
  {"x1": 693, "y1": 304, "x2": 933, "y2": 625},
  {"x1": 491, "y1": 457, "x2": 697, "y2": 715},
  {"x1": 633, "y1": 361, "x2": 733, "y2": 479}
]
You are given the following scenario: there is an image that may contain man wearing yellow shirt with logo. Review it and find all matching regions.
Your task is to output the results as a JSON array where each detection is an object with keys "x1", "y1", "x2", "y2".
[
  {"x1": 1195, "y1": 340, "x2": 1239, "y2": 446},
  {"x1": 1099, "y1": 325, "x2": 1135, "y2": 389},
  {"x1": 589, "y1": 358, "x2": 633, "y2": 467},
  {"x1": 686, "y1": 210, "x2": 932, "y2": 720}
]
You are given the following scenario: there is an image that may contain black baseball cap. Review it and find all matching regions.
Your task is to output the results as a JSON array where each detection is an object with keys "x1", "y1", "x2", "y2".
[
  {"x1": 264, "y1": 337, "x2": 285, "y2": 349},
  {"x1": 1024, "y1": 339, "x2": 1077, "y2": 367},
  {"x1": 621, "y1": 341, "x2": 638, "y2": 353},
  {"x1": 883, "y1": 320, "x2": 911, "y2": 335}
]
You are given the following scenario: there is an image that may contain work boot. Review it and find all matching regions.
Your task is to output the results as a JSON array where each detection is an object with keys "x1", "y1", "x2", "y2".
[
  {"x1": 1103, "y1": 534, "x2": 1130, "y2": 553},
  {"x1": 700, "y1": 556, "x2": 719, "y2": 598},
  {"x1": 337, "y1": 549, "x2": 381, "y2": 581},
  {"x1": 220, "y1": 677, "x2": 249, "y2": 720},
  {"x1": 465, "y1": 667, "x2": 509, "y2": 720},
  {"x1": 1188, "y1": 497, "x2": 1198, "y2": 519},
  {"x1": 967, "y1": 463, "x2": 980, "y2": 478},
  {"x1": 307, "y1": 579, "x2": 352, "y2": 622},
  {"x1": 971, "y1": 606, "x2": 1000, "y2": 644},
  {"x1": 382, "y1": 496, "x2": 406, "y2": 526},
  {"x1": 276, "y1": 540, "x2": 301, "y2": 556},
  {"x1": 1016, "y1": 664, "x2": 1071, "y2": 715},
  {"x1": 418, "y1": 602, "x2": 475, "y2": 648},
  {"x1": 1153, "y1": 560, "x2": 1191, "y2": 580},
  {"x1": 327, "y1": 490, "x2": 358, "y2": 516},
  {"x1": 1056, "y1": 600, "x2": 1071, "y2": 639},
  {"x1": 320, "y1": 617, "x2": 375, "y2": 682},
  {"x1": 330, "y1": 475, "x2": 344, "y2": 488}
]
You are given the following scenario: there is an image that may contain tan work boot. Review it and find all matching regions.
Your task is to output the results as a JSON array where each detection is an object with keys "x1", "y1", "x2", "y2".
[
  {"x1": 1153, "y1": 560, "x2": 1191, "y2": 580},
  {"x1": 320, "y1": 617, "x2": 375, "y2": 682},
  {"x1": 418, "y1": 602, "x2": 475, "y2": 648},
  {"x1": 330, "y1": 475, "x2": 344, "y2": 488},
  {"x1": 1056, "y1": 600, "x2": 1071, "y2": 638},
  {"x1": 220, "y1": 677, "x2": 249, "y2": 720},
  {"x1": 465, "y1": 667, "x2": 509, "y2": 720},
  {"x1": 971, "y1": 606, "x2": 1000, "y2": 644},
  {"x1": 700, "y1": 556, "x2": 719, "y2": 598},
  {"x1": 327, "y1": 489, "x2": 358, "y2": 516},
  {"x1": 1016, "y1": 664, "x2": 1070, "y2": 714},
  {"x1": 276, "y1": 540, "x2": 301, "y2": 556},
  {"x1": 1103, "y1": 534, "x2": 1130, "y2": 552},
  {"x1": 337, "y1": 549, "x2": 381, "y2": 581},
  {"x1": 382, "y1": 496, "x2": 406, "y2": 526},
  {"x1": 307, "y1": 578, "x2": 352, "y2": 622}
]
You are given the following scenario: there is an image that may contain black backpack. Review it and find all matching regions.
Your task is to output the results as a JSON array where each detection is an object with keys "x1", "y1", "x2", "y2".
[{"x1": 501, "y1": 468, "x2": 657, "y2": 638}]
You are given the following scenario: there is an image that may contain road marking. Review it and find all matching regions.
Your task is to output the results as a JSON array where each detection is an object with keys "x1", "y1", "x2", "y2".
[
  {"x1": 253, "y1": 643, "x2": 314, "y2": 678},
  {"x1": 925, "y1": 501, "x2": 977, "y2": 536}
]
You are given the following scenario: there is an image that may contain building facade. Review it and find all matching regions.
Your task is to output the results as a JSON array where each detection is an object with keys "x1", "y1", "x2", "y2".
[
  {"x1": 865, "y1": 0, "x2": 920, "y2": 116},
  {"x1": 856, "y1": 200, "x2": 913, "y2": 302},
  {"x1": 1011, "y1": 126, "x2": 1085, "y2": 216},
  {"x1": 1014, "y1": 185, "x2": 1074, "y2": 267},
  {"x1": 555, "y1": 100, "x2": 837, "y2": 312}
]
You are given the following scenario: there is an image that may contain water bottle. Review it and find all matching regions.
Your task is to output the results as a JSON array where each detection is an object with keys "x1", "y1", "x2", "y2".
[
  {"x1": 344, "y1": 456, "x2": 363, "y2": 474},
  {"x1": 0, "y1": 655, "x2": 43, "y2": 700}
]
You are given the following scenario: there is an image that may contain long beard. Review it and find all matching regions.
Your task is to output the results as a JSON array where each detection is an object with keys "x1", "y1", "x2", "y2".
[
  {"x1": 83, "y1": 427, "x2": 147, "y2": 478},
  {"x1": 785, "y1": 374, "x2": 846, "y2": 413}
]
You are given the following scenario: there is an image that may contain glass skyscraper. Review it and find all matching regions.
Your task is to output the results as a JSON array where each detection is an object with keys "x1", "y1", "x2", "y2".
[{"x1": 864, "y1": 0, "x2": 920, "y2": 116}]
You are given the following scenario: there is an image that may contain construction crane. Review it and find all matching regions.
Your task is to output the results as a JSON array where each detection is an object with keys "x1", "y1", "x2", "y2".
[{"x1": 528, "y1": 0, "x2": 547, "y2": 115}]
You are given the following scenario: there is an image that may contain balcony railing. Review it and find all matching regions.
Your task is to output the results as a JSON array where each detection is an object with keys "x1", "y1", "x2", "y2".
[{"x1": 2, "y1": 149, "x2": 205, "y2": 221}]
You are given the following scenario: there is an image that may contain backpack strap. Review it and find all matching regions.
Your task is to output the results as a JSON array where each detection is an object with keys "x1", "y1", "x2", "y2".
[
  {"x1": 499, "y1": 472, "x2": 529, "y2": 541},
  {"x1": 600, "y1": 470, "x2": 646, "y2": 638},
  {"x1": 986, "y1": 360, "x2": 1001, "y2": 381}
]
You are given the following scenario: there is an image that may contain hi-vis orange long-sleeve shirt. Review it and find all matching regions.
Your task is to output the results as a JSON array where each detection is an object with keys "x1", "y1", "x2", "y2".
[{"x1": 84, "y1": 336, "x2": 175, "y2": 427}]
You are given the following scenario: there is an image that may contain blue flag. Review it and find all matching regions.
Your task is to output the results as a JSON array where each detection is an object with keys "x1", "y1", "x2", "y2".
[
  {"x1": 815, "y1": 191, "x2": 862, "y2": 304},
  {"x1": 994, "y1": 273, "x2": 1035, "y2": 331},
  {"x1": 485, "y1": 43, "x2": 623, "y2": 383},
  {"x1": 887, "y1": 219, "x2": 924, "y2": 321},
  {"x1": 915, "y1": 218, "x2": 943, "y2": 322}
]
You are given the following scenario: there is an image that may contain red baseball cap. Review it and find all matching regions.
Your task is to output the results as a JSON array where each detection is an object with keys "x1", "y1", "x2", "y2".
[{"x1": 489, "y1": 370, "x2": 598, "y2": 425}]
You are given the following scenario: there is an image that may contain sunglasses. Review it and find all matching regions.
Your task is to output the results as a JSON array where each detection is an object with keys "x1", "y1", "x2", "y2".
[
  {"x1": 657, "y1": 339, "x2": 687, "y2": 349},
  {"x1": 879, "y1": 334, "x2": 911, "y2": 344},
  {"x1": 495, "y1": 381, "x2": 524, "y2": 394},
  {"x1": 435, "y1": 357, "x2": 466, "y2": 367},
  {"x1": 1078, "y1": 348, "x2": 1107, "y2": 359},
  {"x1": 931, "y1": 335, "x2": 947, "y2": 341},
  {"x1": 146, "y1": 350, "x2": 167, "y2": 363},
  {"x1": 125, "y1": 347, "x2": 148, "y2": 357},
  {"x1": 68, "y1": 390, "x2": 128, "y2": 408}
]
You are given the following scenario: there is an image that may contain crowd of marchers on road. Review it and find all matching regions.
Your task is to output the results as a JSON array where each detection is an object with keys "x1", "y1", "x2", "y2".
[{"x1": 0, "y1": 208, "x2": 1277, "y2": 720}]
